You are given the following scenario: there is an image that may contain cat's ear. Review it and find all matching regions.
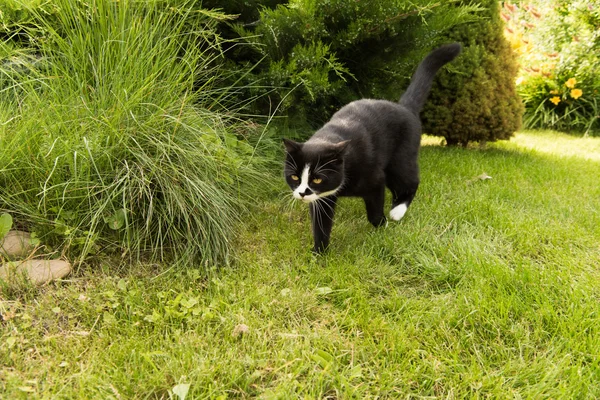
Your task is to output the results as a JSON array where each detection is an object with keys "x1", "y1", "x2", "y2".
[
  {"x1": 282, "y1": 138, "x2": 302, "y2": 153},
  {"x1": 331, "y1": 140, "x2": 351, "y2": 155}
]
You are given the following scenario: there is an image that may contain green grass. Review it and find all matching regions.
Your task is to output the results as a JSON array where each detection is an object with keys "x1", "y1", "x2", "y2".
[{"x1": 1, "y1": 131, "x2": 600, "y2": 398}]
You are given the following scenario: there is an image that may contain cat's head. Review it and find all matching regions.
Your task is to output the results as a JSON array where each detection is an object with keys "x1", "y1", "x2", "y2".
[{"x1": 283, "y1": 139, "x2": 349, "y2": 203}]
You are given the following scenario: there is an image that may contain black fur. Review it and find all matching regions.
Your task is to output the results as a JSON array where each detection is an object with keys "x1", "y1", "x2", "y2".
[{"x1": 284, "y1": 43, "x2": 462, "y2": 253}]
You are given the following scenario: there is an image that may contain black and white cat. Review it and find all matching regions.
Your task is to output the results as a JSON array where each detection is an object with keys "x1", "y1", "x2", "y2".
[{"x1": 283, "y1": 43, "x2": 462, "y2": 253}]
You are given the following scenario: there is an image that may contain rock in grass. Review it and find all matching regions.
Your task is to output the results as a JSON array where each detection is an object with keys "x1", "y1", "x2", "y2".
[
  {"x1": 0, "y1": 259, "x2": 71, "y2": 285},
  {"x1": 0, "y1": 230, "x2": 34, "y2": 258}
]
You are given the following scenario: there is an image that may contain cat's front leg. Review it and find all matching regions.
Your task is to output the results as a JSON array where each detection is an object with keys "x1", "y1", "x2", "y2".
[
  {"x1": 363, "y1": 186, "x2": 386, "y2": 227},
  {"x1": 309, "y1": 196, "x2": 338, "y2": 253}
]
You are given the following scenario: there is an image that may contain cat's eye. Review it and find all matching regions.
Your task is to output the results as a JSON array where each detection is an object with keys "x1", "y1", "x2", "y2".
[
  {"x1": 291, "y1": 175, "x2": 299, "y2": 181},
  {"x1": 312, "y1": 178, "x2": 323, "y2": 184}
]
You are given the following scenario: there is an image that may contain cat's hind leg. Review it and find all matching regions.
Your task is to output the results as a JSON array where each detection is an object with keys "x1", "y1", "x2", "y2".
[{"x1": 385, "y1": 161, "x2": 419, "y2": 221}]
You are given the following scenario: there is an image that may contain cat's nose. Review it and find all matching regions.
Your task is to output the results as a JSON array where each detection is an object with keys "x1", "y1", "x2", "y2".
[{"x1": 299, "y1": 189, "x2": 313, "y2": 197}]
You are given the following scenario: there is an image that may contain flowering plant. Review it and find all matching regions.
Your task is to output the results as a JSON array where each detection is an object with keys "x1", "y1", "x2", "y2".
[{"x1": 503, "y1": 1, "x2": 599, "y2": 135}]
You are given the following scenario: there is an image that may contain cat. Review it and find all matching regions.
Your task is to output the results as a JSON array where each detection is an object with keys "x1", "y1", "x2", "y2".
[{"x1": 283, "y1": 43, "x2": 462, "y2": 253}]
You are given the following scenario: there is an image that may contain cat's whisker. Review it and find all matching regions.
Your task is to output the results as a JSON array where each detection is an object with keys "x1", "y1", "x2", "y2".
[
  {"x1": 316, "y1": 210, "x2": 324, "y2": 231},
  {"x1": 313, "y1": 168, "x2": 337, "y2": 174},
  {"x1": 314, "y1": 200, "x2": 331, "y2": 231},
  {"x1": 319, "y1": 204, "x2": 329, "y2": 230},
  {"x1": 310, "y1": 203, "x2": 319, "y2": 230},
  {"x1": 284, "y1": 197, "x2": 296, "y2": 211},
  {"x1": 280, "y1": 192, "x2": 299, "y2": 213},
  {"x1": 314, "y1": 159, "x2": 338, "y2": 174},
  {"x1": 284, "y1": 157, "x2": 299, "y2": 173},
  {"x1": 316, "y1": 199, "x2": 334, "y2": 221},
  {"x1": 317, "y1": 197, "x2": 334, "y2": 213}
]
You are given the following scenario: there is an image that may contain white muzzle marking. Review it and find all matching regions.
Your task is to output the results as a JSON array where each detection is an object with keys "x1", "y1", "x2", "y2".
[
  {"x1": 293, "y1": 164, "x2": 339, "y2": 203},
  {"x1": 293, "y1": 165, "x2": 311, "y2": 202}
]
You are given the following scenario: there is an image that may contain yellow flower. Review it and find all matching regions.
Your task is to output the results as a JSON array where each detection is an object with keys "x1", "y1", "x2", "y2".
[
  {"x1": 550, "y1": 96, "x2": 561, "y2": 105},
  {"x1": 565, "y1": 78, "x2": 577, "y2": 88},
  {"x1": 549, "y1": 90, "x2": 559, "y2": 95},
  {"x1": 570, "y1": 88, "x2": 583, "y2": 99}
]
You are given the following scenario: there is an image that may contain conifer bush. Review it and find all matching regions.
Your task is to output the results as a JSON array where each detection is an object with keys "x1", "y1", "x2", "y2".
[
  {"x1": 421, "y1": 0, "x2": 524, "y2": 146},
  {"x1": 213, "y1": 0, "x2": 483, "y2": 126}
]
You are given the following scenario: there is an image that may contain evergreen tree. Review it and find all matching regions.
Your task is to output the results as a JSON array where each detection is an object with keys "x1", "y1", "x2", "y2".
[{"x1": 421, "y1": 0, "x2": 523, "y2": 146}]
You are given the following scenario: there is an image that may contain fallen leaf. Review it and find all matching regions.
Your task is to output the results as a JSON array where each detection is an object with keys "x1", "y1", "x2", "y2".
[
  {"x1": 6, "y1": 336, "x2": 17, "y2": 348},
  {"x1": 171, "y1": 383, "x2": 190, "y2": 400},
  {"x1": 232, "y1": 324, "x2": 250, "y2": 338},
  {"x1": 466, "y1": 173, "x2": 492, "y2": 185},
  {"x1": 2, "y1": 309, "x2": 16, "y2": 321},
  {"x1": 314, "y1": 287, "x2": 333, "y2": 295}
]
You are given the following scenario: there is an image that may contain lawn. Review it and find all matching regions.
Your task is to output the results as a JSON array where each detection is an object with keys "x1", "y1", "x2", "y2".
[{"x1": 1, "y1": 130, "x2": 599, "y2": 399}]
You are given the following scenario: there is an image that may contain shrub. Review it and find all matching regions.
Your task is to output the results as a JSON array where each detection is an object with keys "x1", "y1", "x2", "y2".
[
  {"x1": 212, "y1": 0, "x2": 483, "y2": 127},
  {"x1": 504, "y1": 1, "x2": 600, "y2": 135},
  {"x1": 421, "y1": 0, "x2": 523, "y2": 146},
  {"x1": 0, "y1": 0, "x2": 267, "y2": 266},
  {"x1": 201, "y1": 0, "x2": 286, "y2": 24}
]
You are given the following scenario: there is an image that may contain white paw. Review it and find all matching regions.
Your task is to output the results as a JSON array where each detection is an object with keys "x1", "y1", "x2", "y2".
[{"x1": 389, "y1": 204, "x2": 408, "y2": 221}]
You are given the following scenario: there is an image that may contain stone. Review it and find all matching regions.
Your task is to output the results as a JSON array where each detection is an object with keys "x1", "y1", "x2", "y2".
[
  {"x1": 0, "y1": 259, "x2": 71, "y2": 285},
  {"x1": 0, "y1": 230, "x2": 34, "y2": 258}
]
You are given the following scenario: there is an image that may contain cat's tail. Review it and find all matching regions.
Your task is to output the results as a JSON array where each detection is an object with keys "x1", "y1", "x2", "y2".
[{"x1": 399, "y1": 43, "x2": 462, "y2": 114}]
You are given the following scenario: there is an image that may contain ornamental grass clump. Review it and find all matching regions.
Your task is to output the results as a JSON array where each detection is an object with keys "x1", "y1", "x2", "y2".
[{"x1": 0, "y1": 0, "x2": 266, "y2": 266}]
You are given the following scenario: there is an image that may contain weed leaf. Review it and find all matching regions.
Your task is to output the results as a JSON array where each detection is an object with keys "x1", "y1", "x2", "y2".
[
  {"x1": 105, "y1": 209, "x2": 127, "y2": 230},
  {"x1": 311, "y1": 349, "x2": 334, "y2": 370},
  {"x1": 0, "y1": 213, "x2": 13, "y2": 240}
]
